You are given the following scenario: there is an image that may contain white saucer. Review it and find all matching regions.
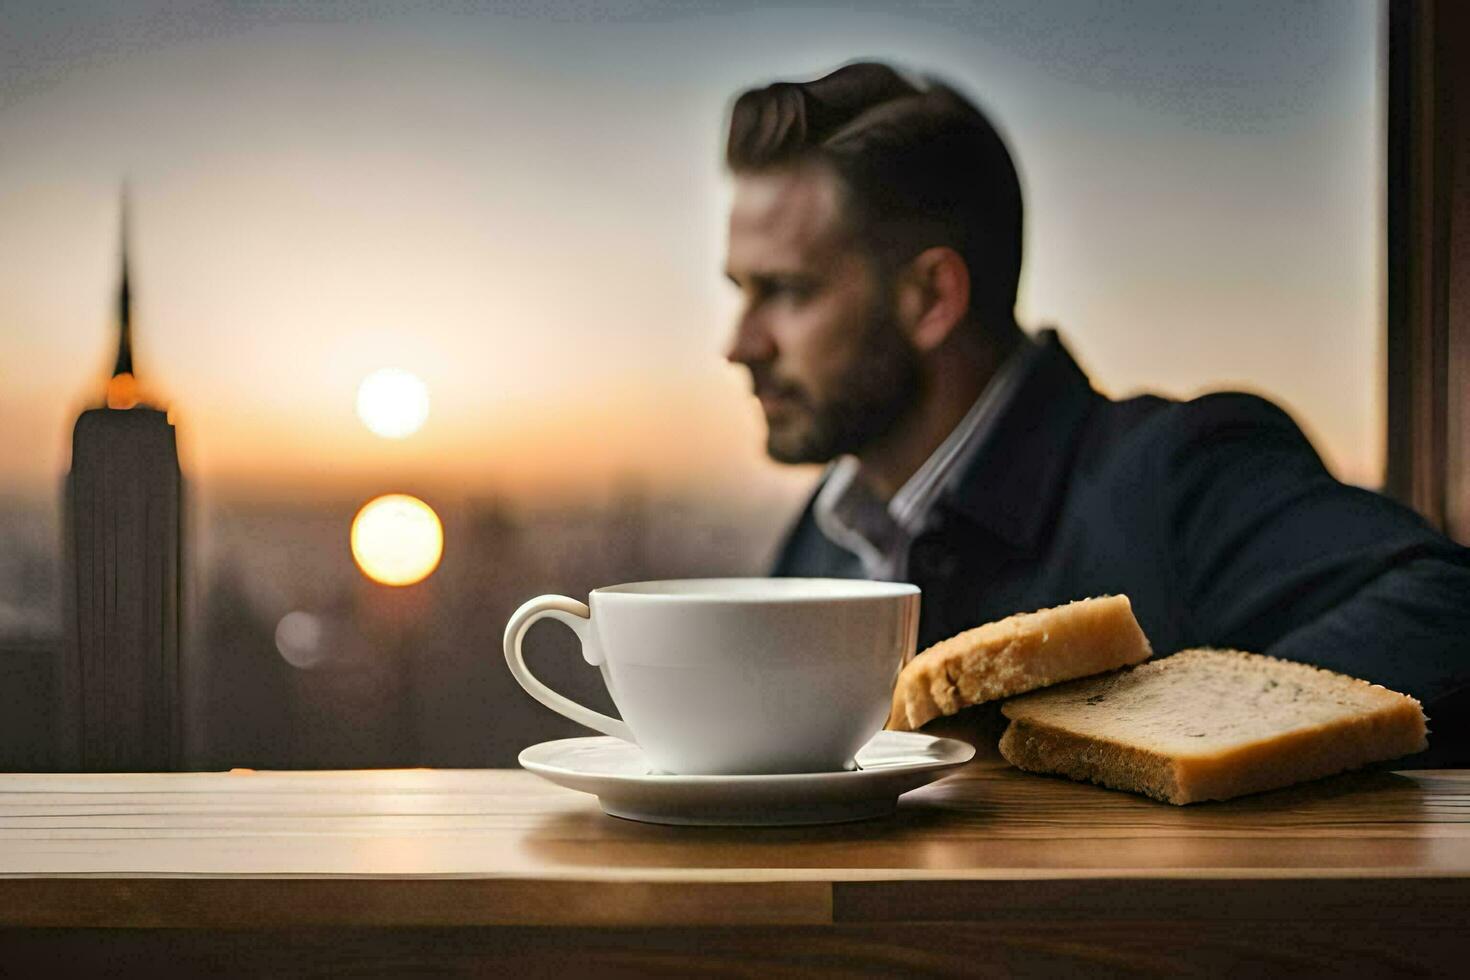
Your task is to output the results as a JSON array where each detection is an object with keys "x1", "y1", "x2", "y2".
[{"x1": 518, "y1": 730, "x2": 975, "y2": 826}]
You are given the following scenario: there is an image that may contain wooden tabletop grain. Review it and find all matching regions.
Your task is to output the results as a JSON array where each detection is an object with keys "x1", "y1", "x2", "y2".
[{"x1": 2, "y1": 759, "x2": 1467, "y2": 973}]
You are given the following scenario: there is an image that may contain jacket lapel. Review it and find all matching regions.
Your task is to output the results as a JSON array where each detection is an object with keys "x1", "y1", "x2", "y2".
[{"x1": 937, "y1": 329, "x2": 1099, "y2": 553}]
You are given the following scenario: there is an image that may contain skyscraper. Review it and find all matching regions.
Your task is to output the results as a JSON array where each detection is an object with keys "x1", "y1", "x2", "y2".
[{"x1": 60, "y1": 196, "x2": 183, "y2": 771}]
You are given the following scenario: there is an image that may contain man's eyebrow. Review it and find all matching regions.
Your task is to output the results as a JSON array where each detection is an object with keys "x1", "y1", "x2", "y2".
[{"x1": 725, "y1": 270, "x2": 812, "y2": 288}]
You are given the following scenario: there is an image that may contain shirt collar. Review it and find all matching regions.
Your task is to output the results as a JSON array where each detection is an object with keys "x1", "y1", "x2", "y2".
[
  {"x1": 812, "y1": 457, "x2": 896, "y2": 576},
  {"x1": 889, "y1": 334, "x2": 1044, "y2": 533}
]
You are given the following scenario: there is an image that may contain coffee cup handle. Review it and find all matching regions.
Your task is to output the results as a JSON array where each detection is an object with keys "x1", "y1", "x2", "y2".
[{"x1": 503, "y1": 595, "x2": 635, "y2": 742}]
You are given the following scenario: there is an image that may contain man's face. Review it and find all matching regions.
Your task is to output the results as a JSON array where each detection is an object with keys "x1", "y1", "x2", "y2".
[{"x1": 724, "y1": 163, "x2": 918, "y2": 464}]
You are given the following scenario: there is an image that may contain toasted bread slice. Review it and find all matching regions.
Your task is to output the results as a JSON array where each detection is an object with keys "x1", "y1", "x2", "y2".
[
  {"x1": 885, "y1": 595, "x2": 1152, "y2": 732},
  {"x1": 998, "y1": 648, "x2": 1429, "y2": 804}
]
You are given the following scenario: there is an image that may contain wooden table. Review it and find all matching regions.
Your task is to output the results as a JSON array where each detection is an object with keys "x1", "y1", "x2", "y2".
[{"x1": 2, "y1": 758, "x2": 1468, "y2": 976}]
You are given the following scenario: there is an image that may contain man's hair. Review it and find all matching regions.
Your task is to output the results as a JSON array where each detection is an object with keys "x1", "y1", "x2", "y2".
[{"x1": 726, "y1": 62, "x2": 1023, "y2": 329}]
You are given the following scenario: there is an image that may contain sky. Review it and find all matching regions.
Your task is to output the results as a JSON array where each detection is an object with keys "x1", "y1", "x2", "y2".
[{"x1": 0, "y1": 0, "x2": 1384, "y2": 506}]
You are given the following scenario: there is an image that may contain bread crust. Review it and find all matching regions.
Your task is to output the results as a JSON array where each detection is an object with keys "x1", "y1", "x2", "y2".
[
  {"x1": 999, "y1": 717, "x2": 1182, "y2": 803},
  {"x1": 886, "y1": 595, "x2": 1152, "y2": 732}
]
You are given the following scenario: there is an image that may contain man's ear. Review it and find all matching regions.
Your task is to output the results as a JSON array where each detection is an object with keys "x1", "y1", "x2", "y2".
[{"x1": 894, "y1": 246, "x2": 971, "y2": 353}]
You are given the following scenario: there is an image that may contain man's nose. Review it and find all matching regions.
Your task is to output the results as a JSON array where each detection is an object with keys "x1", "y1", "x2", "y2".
[{"x1": 724, "y1": 309, "x2": 776, "y2": 365}]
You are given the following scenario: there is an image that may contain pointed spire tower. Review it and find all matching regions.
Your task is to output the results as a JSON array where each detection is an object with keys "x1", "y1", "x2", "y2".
[
  {"x1": 107, "y1": 189, "x2": 140, "y2": 409},
  {"x1": 62, "y1": 185, "x2": 184, "y2": 772}
]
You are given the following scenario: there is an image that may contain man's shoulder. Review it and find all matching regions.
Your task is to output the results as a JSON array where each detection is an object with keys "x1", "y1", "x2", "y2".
[
  {"x1": 1086, "y1": 389, "x2": 1315, "y2": 474},
  {"x1": 1156, "y1": 390, "x2": 1305, "y2": 440}
]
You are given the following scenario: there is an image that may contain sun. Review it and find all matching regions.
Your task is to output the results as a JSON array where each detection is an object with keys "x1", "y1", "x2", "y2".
[
  {"x1": 356, "y1": 368, "x2": 429, "y2": 439},
  {"x1": 350, "y1": 494, "x2": 444, "y2": 586}
]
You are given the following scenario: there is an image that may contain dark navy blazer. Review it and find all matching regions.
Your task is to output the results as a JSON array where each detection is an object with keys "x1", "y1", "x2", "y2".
[{"x1": 773, "y1": 331, "x2": 1470, "y2": 764}]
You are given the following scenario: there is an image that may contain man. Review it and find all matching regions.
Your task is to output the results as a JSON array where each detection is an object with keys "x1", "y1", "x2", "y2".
[{"x1": 722, "y1": 62, "x2": 1470, "y2": 763}]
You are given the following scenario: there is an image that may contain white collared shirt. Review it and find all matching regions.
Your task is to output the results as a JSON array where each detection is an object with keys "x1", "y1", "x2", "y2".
[{"x1": 812, "y1": 336, "x2": 1041, "y2": 580}]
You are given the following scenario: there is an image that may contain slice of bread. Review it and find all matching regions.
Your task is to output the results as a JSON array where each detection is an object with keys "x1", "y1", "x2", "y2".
[
  {"x1": 885, "y1": 595, "x2": 1152, "y2": 732},
  {"x1": 999, "y1": 648, "x2": 1429, "y2": 804}
]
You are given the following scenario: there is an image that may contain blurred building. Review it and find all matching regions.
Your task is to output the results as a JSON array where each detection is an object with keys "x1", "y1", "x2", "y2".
[{"x1": 59, "y1": 209, "x2": 184, "y2": 771}]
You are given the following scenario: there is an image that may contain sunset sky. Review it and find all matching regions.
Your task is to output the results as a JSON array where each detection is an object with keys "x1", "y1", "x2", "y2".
[{"x1": 0, "y1": 1, "x2": 1383, "y2": 506}]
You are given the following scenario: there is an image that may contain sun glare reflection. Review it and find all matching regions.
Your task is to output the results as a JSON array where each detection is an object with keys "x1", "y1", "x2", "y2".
[
  {"x1": 350, "y1": 494, "x2": 444, "y2": 586},
  {"x1": 356, "y1": 368, "x2": 429, "y2": 438},
  {"x1": 107, "y1": 372, "x2": 139, "y2": 409},
  {"x1": 275, "y1": 610, "x2": 326, "y2": 668}
]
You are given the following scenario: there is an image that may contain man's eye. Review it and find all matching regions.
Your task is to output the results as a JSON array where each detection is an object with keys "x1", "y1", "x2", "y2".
[{"x1": 773, "y1": 282, "x2": 813, "y2": 301}]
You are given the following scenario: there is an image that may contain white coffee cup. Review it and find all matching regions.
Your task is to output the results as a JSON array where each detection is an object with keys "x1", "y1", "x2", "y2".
[{"x1": 503, "y1": 578, "x2": 920, "y2": 775}]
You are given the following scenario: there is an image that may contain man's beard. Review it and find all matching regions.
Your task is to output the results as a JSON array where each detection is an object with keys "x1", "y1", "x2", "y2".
[{"x1": 753, "y1": 308, "x2": 920, "y2": 465}]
